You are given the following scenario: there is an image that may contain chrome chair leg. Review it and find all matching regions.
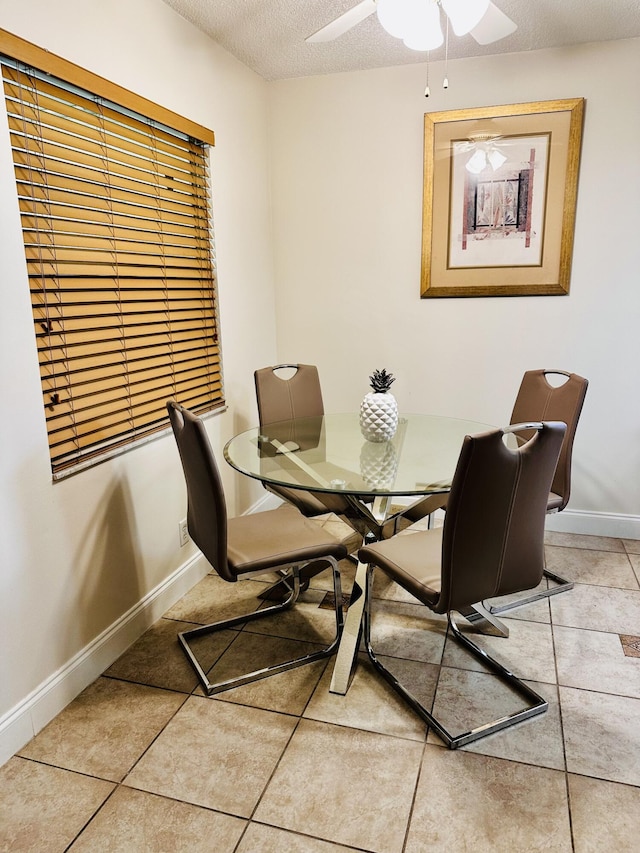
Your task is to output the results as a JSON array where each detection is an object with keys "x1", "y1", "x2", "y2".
[
  {"x1": 487, "y1": 569, "x2": 574, "y2": 615},
  {"x1": 363, "y1": 567, "x2": 547, "y2": 749},
  {"x1": 257, "y1": 568, "x2": 310, "y2": 601},
  {"x1": 179, "y1": 557, "x2": 344, "y2": 696},
  {"x1": 457, "y1": 601, "x2": 509, "y2": 637}
]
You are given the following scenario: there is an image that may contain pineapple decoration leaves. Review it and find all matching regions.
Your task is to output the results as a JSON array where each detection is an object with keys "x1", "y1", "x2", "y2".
[
  {"x1": 369, "y1": 369, "x2": 396, "y2": 394},
  {"x1": 360, "y1": 368, "x2": 399, "y2": 443}
]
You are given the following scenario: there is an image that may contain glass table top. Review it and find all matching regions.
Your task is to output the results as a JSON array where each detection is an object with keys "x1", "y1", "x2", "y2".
[{"x1": 224, "y1": 413, "x2": 495, "y2": 498}]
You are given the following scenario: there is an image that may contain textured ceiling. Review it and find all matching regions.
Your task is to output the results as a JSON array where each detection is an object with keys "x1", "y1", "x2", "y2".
[{"x1": 160, "y1": 0, "x2": 640, "y2": 81}]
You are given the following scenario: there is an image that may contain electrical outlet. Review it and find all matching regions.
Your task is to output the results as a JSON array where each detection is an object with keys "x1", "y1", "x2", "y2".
[{"x1": 178, "y1": 518, "x2": 190, "y2": 547}]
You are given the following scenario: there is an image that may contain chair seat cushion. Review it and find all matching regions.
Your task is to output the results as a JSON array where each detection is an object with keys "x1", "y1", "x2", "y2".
[
  {"x1": 547, "y1": 491, "x2": 563, "y2": 511},
  {"x1": 227, "y1": 504, "x2": 348, "y2": 576},
  {"x1": 359, "y1": 528, "x2": 442, "y2": 607}
]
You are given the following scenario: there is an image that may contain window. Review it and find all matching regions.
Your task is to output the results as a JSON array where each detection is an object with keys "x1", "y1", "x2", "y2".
[{"x1": 1, "y1": 31, "x2": 223, "y2": 478}]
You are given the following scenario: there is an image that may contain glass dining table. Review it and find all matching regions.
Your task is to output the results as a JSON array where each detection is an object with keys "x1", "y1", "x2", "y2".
[{"x1": 224, "y1": 412, "x2": 496, "y2": 694}]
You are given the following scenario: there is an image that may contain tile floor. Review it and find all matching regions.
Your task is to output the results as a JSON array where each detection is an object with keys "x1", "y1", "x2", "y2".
[{"x1": 2, "y1": 531, "x2": 640, "y2": 852}]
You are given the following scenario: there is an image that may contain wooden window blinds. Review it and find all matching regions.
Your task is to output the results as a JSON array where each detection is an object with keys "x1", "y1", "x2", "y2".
[{"x1": 1, "y1": 35, "x2": 223, "y2": 478}]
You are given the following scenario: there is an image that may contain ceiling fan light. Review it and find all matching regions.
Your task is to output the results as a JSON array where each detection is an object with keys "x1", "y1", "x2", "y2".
[
  {"x1": 376, "y1": 0, "x2": 410, "y2": 38},
  {"x1": 404, "y1": 29, "x2": 443, "y2": 51},
  {"x1": 403, "y1": 1, "x2": 443, "y2": 51},
  {"x1": 465, "y1": 149, "x2": 487, "y2": 174},
  {"x1": 441, "y1": 0, "x2": 490, "y2": 36},
  {"x1": 377, "y1": 0, "x2": 424, "y2": 40}
]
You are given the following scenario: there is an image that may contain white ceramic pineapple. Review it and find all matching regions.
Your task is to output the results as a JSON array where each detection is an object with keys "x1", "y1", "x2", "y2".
[{"x1": 359, "y1": 369, "x2": 398, "y2": 442}]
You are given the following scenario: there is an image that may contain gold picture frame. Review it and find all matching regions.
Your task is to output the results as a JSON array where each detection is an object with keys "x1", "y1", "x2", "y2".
[{"x1": 420, "y1": 98, "x2": 585, "y2": 298}]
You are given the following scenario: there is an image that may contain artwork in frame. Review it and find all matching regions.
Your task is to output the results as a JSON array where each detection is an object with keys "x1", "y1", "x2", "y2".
[{"x1": 420, "y1": 98, "x2": 585, "y2": 298}]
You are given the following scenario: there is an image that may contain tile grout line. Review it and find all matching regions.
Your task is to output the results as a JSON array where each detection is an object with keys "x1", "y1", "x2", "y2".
[
  {"x1": 232, "y1": 658, "x2": 328, "y2": 851},
  {"x1": 548, "y1": 586, "x2": 575, "y2": 852}
]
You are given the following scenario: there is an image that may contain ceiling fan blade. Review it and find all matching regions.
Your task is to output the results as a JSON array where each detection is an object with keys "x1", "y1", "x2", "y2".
[
  {"x1": 306, "y1": 0, "x2": 377, "y2": 43},
  {"x1": 470, "y1": 2, "x2": 517, "y2": 44}
]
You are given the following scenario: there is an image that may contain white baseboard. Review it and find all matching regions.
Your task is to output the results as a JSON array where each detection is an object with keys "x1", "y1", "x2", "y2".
[
  {"x1": 0, "y1": 551, "x2": 209, "y2": 767},
  {"x1": 396, "y1": 498, "x2": 640, "y2": 541},
  {"x1": 544, "y1": 509, "x2": 640, "y2": 540},
  {"x1": 256, "y1": 491, "x2": 286, "y2": 511}
]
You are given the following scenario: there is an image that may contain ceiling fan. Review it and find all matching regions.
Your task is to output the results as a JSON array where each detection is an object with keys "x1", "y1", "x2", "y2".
[{"x1": 307, "y1": 0, "x2": 517, "y2": 51}]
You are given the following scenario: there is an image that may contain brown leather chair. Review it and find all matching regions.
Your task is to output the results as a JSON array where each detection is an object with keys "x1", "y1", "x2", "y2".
[
  {"x1": 510, "y1": 370, "x2": 588, "y2": 514},
  {"x1": 167, "y1": 400, "x2": 347, "y2": 695},
  {"x1": 489, "y1": 369, "x2": 588, "y2": 612},
  {"x1": 359, "y1": 421, "x2": 566, "y2": 749},
  {"x1": 400, "y1": 369, "x2": 588, "y2": 605},
  {"x1": 254, "y1": 364, "x2": 357, "y2": 518}
]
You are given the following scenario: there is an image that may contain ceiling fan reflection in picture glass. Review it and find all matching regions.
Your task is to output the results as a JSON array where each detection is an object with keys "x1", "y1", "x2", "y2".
[{"x1": 306, "y1": 0, "x2": 517, "y2": 51}]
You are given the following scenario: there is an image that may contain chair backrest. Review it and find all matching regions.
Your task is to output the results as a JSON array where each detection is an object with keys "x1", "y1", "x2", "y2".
[
  {"x1": 437, "y1": 421, "x2": 566, "y2": 614},
  {"x1": 510, "y1": 369, "x2": 588, "y2": 511},
  {"x1": 167, "y1": 401, "x2": 233, "y2": 582},
  {"x1": 254, "y1": 364, "x2": 324, "y2": 426}
]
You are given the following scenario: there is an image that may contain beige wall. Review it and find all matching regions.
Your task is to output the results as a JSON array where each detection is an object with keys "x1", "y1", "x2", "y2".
[
  {"x1": 268, "y1": 39, "x2": 640, "y2": 529},
  {"x1": 0, "y1": 0, "x2": 276, "y2": 756},
  {"x1": 0, "y1": 0, "x2": 639, "y2": 762}
]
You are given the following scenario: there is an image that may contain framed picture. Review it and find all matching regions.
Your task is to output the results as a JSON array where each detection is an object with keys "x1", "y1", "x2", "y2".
[{"x1": 420, "y1": 98, "x2": 585, "y2": 298}]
